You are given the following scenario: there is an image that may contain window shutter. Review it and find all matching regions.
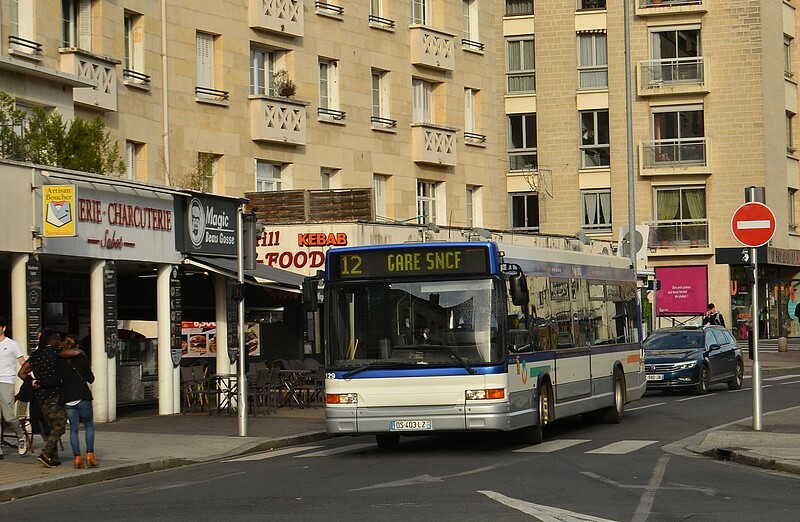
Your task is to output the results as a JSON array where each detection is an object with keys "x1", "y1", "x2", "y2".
[
  {"x1": 196, "y1": 34, "x2": 214, "y2": 88},
  {"x1": 374, "y1": 175, "x2": 386, "y2": 217},
  {"x1": 78, "y1": 0, "x2": 91, "y2": 50},
  {"x1": 464, "y1": 89, "x2": 474, "y2": 133},
  {"x1": 126, "y1": 142, "x2": 136, "y2": 180}
]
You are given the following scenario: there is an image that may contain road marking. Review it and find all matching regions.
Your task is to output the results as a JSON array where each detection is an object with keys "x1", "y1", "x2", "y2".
[
  {"x1": 295, "y1": 443, "x2": 374, "y2": 457},
  {"x1": 479, "y1": 490, "x2": 615, "y2": 521},
  {"x1": 677, "y1": 393, "x2": 717, "y2": 402},
  {"x1": 632, "y1": 455, "x2": 669, "y2": 522},
  {"x1": 513, "y1": 439, "x2": 589, "y2": 453},
  {"x1": 355, "y1": 463, "x2": 505, "y2": 490},
  {"x1": 627, "y1": 402, "x2": 666, "y2": 411},
  {"x1": 224, "y1": 446, "x2": 323, "y2": 462},
  {"x1": 781, "y1": 380, "x2": 800, "y2": 385},
  {"x1": 764, "y1": 374, "x2": 800, "y2": 381},
  {"x1": 582, "y1": 471, "x2": 715, "y2": 496},
  {"x1": 586, "y1": 440, "x2": 658, "y2": 455}
]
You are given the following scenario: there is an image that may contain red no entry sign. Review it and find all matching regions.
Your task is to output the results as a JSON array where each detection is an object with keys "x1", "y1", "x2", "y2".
[{"x1": 731, "y1": 202, "x2": 776, "y2": 247}]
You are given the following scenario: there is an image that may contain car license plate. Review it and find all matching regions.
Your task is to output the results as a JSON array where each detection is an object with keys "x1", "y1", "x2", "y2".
[
  {"x1": 391, "y1": 420, "x2": 432, "y2": 431},
  {"x1": 646, "y1": 374, "x2": 664, "y2": 381}
]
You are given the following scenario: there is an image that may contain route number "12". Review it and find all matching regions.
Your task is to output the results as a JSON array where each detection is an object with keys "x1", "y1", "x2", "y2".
[{"x1": 340, "y1": 254, "x2": 363, "y2": 276}]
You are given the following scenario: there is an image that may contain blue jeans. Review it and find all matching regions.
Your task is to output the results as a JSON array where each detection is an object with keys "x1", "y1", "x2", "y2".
[{"x1": 65, "y1": 400, "x2": 95, "y2": 456}]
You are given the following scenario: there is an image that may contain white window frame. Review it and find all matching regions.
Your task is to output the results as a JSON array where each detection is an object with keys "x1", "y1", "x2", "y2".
[
  {"x1": 510, "y1": 193, "x2": 539, "y2": 230},
  {"x1": 251, "y1": 48, "x2": 276, "y2": 96},
  {"x1": 370, "y1": 0, "x2": 383, "y2": 18},
  {"x1": 506, "y1": 37, "x2": 535, "y2": 93},
  {"x1": 462, "y1": 0, "x2": 479, "y2": 42},
  {"x1": 412, "y1": 78, "x2": 433, "y2": 124},
  {"x1": 10, "y1": 0, "x2": 35, "y2": 44},
  {"x1": 465, "y1": 88, "x2": 476, "y2": 133},
  {"x1": 466, "y1": 185, "x2": 483, "y2": 228},
  {"x1": 508, "y1": 113, "x2": 537, "y2": 171},
  {"x1": 256, "y1": 160, "x2": 283, "y2": 192},
  {"x1": 578, "y1": 33, "x2": 608, "y2": 90},
  {"x1": 319, "y1": 58, "x2": 341, "y2": 115},
  {"x1": 198, "y1": 152, "x2": 220, "y2": 193},
  {"x1": 125, "y1": 141, "x2": 139, "y2": 181},
  {"x1": 320, "y1": 167, "x2": 339, "y2": 189},
  {"x1": 654, "y1": 186, "x2": 707, "y2": 221},
  {"x1": 371, "y1": 69, "x2": 390, "y2": 120},
  {"x1": 416, "y1": 180, "x2": 437, "y2": 225},
  {"x1": 196, "y1": 32, "x2": 215, "y2": 90},
  {"x1": 374, "y1": 174, "x2": 388, "y2": 219},
  {"x1": 786, "y1": 35, "x2": 794, "y2": 79},
  {"x1": 124, "y1": 12, "x2": 144, "y2": 75},
  {"x1": 790, "y1": 189, "x2": 798, "y2": 230},
  {"x1": 582, "y1": 190, "x2": 612, "y2": 230},
  {"x1": 650, "y1": 25, "x2": 701, "y2": 60},
  {"x1": 580, "y1": 110, "x2": 610, "y2": 169},
  {"x1": 788, "y1": 111, "x2": 796, "y2": 154},
  {"x1": 411, "y1": 0, "x2": 430, "y2": 25},
  {"x1": 505, "y1": 0, "x2": 533, "y2": 17},
  {"x1": 62, "y1": 0, "x2": 91, "y2": 49}
]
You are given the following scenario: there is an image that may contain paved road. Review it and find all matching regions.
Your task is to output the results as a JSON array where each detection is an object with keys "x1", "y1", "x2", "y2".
[{"x1": 2, "y1": 372, "x2": 798, "y2": 521}]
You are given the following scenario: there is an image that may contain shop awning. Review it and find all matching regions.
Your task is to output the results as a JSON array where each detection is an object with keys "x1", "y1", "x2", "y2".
[{"x1": 185, "y1": 255, "x2": 304, "y2": 293}]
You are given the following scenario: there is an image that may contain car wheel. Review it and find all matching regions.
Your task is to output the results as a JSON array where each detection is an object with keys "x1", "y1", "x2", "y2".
[
  {"x1": 519, "y1": 381, "x2": 550, "y2": 444},
  {"x1": 602, "y1": 369, "x2": 625, "y2": 423},
  {"x1": 695, "y1": 364, "x2": 710, "y2": 395},
  {"x1": 375, "y1": 433, "x2": 400, "y2": 449},
  {"x1": 727, "y1": 360, "x2": 744, "y2": 390}
]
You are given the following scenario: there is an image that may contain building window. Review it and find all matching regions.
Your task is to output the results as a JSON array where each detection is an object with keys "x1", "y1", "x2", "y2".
[
  {"x1": 580, "y1": 110, "x2": 610, "y2": 168},
  {"x1": 197, "y1": 153, "x2": 220, "y2": 193},
  {"x1": 788, "y1": 111, "x2": 796, "y2": 154},
  {"x1": 651, "y1": 105, "x2": 705, "y2": 163},
  {"x1": 654, "y1": 186, "x2": 707, "y2": 243},
  {"x1": 196, "y1": 32, "x2": 215, "y2": 90},
  {"x1": 462, "y1": 0, "x2": 479, "y2": 43},
  {"x1": 578, "y1": 0, "x2": 606, "y2": 9},
  {"x1": 371, "y1": 0, "x2": 383, "y2": 18},
  {"x1": 511, "y1": 193, "x2": 539, "y2": 230},
  {"x1": 124, "y1": 12, "x2": 145, "y2": 79},
  {"x1": 410, "y1": 0, "x2": 429, "y2": 24},
  {"x1": 466, "y1": 185, "x2": 482, "y2": 228},
  {"x1": 417, "y1": 180, "x2": 437, "y2": 225},
  {"x1": 464, "y1": 88, "x2": 477, "y2": 134},
  {"x1": 505, "y1": 0, "x2": 533, "y2": 17},
  {"x1": 412, "y1": 78, "x2": 433, "y2": 124},
  {"x1": 256, "y1": 160, "x2": 282, "y2": 192},
  {"x1": 125, "y1": 141, "x2": 143, "y2": 181},
  {"x1": 320, "y1": 167, "x2": 339, "y2": 189},
  {"x1": 508, "y1": 113, "x2": 537, "y2": 171},
  {"x1": 10, "y1": 0, "x2": 36, "y2": 50},
  {"x1": 790, "y1": 189, "x2": 798, "y2": 230},
  {"x1": 319, "y1": 58, "x2": 342, "y2": 119},
  {"x1": 786, "y1": 36, "x2": 794, "y2": 78},
  {"x1": 62, "y1": 0, "x2": 91, "y2": 49},
  {"x1": 506, "y1": 37, "x2": 535, "y2": 93},
  {"x1": 582, "y1": 190, "x2": 611, "y2": 230},
  {"x1": 578, "y1": 33, "x2": 608, "y2": 89},
  {"x1": 374, "y1": 174, "x2": 388, "y2": 220},
  {"x1": 650, "y1": 26, "x2": 701, "y2": 83},
  {"x1": 371, "y1": 69, "x2": 391, "y2": 121},
  {"x1": 251, "y1": 48, "x2": 276, "y2": 96}
]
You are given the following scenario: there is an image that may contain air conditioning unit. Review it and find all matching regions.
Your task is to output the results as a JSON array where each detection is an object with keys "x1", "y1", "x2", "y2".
[{"x1": 618, "y1": 224, "x2": 650, "y2": 268}]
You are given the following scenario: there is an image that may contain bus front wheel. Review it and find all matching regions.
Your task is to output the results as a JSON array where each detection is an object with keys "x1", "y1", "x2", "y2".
[
  {"x1": 376, "y1": 433, "x2": 400, "y2": 449},
  {"x1": 520, "y1": 381, "x2": 551, "y2": 445}
]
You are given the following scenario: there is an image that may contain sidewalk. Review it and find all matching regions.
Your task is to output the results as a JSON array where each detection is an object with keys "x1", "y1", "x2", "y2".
[{"x1": 1, "y1": 346, "x2": 799, "y2": 503}]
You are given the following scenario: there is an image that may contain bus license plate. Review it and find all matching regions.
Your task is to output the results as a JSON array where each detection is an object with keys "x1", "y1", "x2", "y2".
[
  {"x1": 391, "y1": 420, "x2": 432, "y2": 431},
  {"x1": 646, "y1": 374, "x2": 664, "y2": 381}
]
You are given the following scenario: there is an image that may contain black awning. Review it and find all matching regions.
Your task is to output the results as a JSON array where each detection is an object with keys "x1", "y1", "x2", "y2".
[{"x1": 185, "y1": 255, "x2": 304, "y2": 293}]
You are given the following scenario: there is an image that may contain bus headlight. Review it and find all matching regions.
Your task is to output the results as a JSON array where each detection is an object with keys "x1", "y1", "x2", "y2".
[
  {"x1": 465, "y1": 389, "x2": 505, "y2": 400},
  {"x1": 327, "y1": 393, "x2": 358, "y2": 404}
]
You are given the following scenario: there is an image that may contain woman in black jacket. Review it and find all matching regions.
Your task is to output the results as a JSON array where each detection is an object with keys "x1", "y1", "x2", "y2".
[{"x1": 60, "y1": 335, "x2": 98, "y2": 469}]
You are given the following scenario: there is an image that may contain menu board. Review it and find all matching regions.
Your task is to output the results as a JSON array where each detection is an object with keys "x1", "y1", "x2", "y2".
[
  {"x1": 181, "y1": 321, "x2": 217, "y2": 358},
  {"x1": 26, "y1": 256, "x2": 42, "y2": 351},
  {"x1": 226, "y1": 279, "x2": 239, "y2": 360},
  {"x1": 104, "y1": 261, "x2": 119, "y2": 358},
  {"x1": 170, "y1": 266, "x2": 182, "y2": 366}
]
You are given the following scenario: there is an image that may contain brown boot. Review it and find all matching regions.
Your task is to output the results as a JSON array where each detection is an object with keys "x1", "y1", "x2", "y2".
[
  {"x1": 73, "y1": 455, "x2": 85, "y2": 469},
  {"x1": 85, "y1": 452, "x2": 100, "y2": 468}
]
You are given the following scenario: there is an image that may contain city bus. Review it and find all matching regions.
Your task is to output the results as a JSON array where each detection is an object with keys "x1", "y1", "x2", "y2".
[{"x1": 304, "y1": 241, "x2": 645, "y2": 448}]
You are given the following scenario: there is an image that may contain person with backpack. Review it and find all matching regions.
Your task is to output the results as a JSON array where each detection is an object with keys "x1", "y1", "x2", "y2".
[
  {"x1": 59, "y1": 334, "x2": 99, "y2": 469},
  {"x1": 702, "y1": 303, "x2": 725, "y2": 327}
]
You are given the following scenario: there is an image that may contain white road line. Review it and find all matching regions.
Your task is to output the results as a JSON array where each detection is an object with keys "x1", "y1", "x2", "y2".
[
  {"x1": 223, "y1": 446, "x2": 323, "y2": 462},
  {"x1": 513, "y1": 439, "x2": 590, "y2": 453},
  {"x1": 781, "y1": 380, "x2": 800, "y2": 385},
  {"x1": 627, "y1": 402, "x2": 666, "y2": 411},
  {"x1": 586, "y1": 440, "x2": 658, "y2": 455},
  {"x1": 764, "y1": 374, "x2": 800, "y2": 381},
  {"x1": 295, "y1": 443, "x2": 374, "y2": 458},
  {"x1": 479, "y1": 490, "x2": 616, "y2": 522},
  {"x1": 677, "y1": 393, "x2": 718, "y2": 402}
]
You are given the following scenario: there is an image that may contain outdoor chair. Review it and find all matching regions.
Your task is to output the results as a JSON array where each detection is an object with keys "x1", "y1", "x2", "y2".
[{"x1": 247, "y1": 369, "x2": 270, "y2": 416}]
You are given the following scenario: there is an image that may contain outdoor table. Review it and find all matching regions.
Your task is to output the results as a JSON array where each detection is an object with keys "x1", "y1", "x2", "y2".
[
  {"x1": 210, "y1": 373, "x2": 238, "y2": 414},
  {"x1": 278, "y1": 369, "x2": 313, "y2": 408}
]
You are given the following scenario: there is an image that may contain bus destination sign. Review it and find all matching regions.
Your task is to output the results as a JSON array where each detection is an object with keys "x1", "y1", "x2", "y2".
[{"x1": 332, "y1": 246, "x2": 490, "y2": 280}]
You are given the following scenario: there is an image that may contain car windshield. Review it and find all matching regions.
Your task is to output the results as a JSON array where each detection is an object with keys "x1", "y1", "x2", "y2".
[
  {"x1": 325, "y1": 278, "x2": 505, "y2": 369},
  {"x1": 643, "y1": 330, "x2": 703, "y2": 352}
]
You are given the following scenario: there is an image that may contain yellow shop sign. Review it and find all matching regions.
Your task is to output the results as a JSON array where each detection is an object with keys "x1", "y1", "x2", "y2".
[{"x1": 43, "y1": 185, "x2": 76, "y2": 237}]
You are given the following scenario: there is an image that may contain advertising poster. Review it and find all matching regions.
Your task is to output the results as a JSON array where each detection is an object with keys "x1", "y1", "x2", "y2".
[
  {"x1": 181, "y1": 321, "x2": 260, "y2": 357},
  {"x1": 654, "y1": 265, "x2": 708, "y2": 316},
  {"x1": 43, "y1": 185, "x2": 76, "y2": 237}
]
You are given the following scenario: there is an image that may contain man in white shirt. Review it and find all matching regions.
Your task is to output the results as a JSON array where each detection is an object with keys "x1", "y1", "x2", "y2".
[{"x1": 0, "y1": 316, "x2": 27, "y2": 458}]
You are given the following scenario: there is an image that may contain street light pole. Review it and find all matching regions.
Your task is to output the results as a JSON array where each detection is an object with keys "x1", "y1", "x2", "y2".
[
  {"x1": 623, "y1": 0, "x2": 637, "y2": 275},
  {"x1": 237, "y1": 206, "x2": 248, "y2": 436}
]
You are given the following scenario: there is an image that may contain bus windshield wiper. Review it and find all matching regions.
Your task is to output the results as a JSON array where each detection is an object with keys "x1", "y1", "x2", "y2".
[
  {"x1": 449, "y1": 349, "x2": 477, "y2": 375},
  {"x1": 342, "y1": 360, "x2": 402, "y2": 379}
]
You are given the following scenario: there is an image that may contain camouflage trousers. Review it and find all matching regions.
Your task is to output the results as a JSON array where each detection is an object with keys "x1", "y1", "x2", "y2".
[{"x1": 37, "y1": 397, "x2": 67, "y2": 461}]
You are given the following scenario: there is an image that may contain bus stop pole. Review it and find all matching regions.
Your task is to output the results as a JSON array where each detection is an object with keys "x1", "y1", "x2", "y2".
[
  {"x1": 751, "y1": 247, "x2": 762, "y2": 431},
  {"x1": 237, "y1": 206, "x2": 248, "y2": 437}
]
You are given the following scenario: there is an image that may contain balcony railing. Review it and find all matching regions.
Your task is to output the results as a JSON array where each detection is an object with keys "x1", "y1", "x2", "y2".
[
  {"x1": 636, "y1": 0, "x2": 706, "y2": 15},
  {"x1": 318, "y1": 107, "x2": 346, "y2": 121},
  {"x1": 195, "y1": 86, "x2": 230, "y2": 102},
  {"x1": 8, "y1": 35, "x2": 42, "y2": 56},
  {"x1": 639, "y1": 57, "x2": 705, "y2": 91},
  {"x1": 461, "y1": 39, "x2": 485, "y2": 52},
  {"x1": 315, "y1": 1, "x2": 344, "y2": 16},
  {"x1": 123, "y1": 69, "x2": 151, "y2": 86},
  {"x1": 464, "y1": 131, "x2": 487, "y2": 145},
  {"x1": 641, "y1": 138, "x2": 706, "y2": 168},
  {"x1": 410, "y1": 26, "x2": 455, "y2": 71},
  {"x1": 368, "y1": 15, "x2": 395, "y2": 29},
  {"x1": 371, "y1": 116, "x2": 397, "y2": 128},
  {"x1": 250, "y1": 96, "x2": 307, "y2": 145},
  {"x1": 59, "y1": 49, "x2": 119, "y2": 112},
  {"x1": 647, "y1": 219, "x2": 709, "y2": 249},
  {"x1": 249, "y1": 0, "x2": 303, "y2": 38},
  {"x1": 639, "y1": 0, "x2": 702, "y2": 7},
  {"x1": 411, "y1": 123, "x2": 457, "y2": 166}
]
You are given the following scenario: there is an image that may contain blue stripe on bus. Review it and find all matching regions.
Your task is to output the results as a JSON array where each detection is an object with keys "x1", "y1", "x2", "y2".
[{"x1": 331, "y1": 365, "x2": 507, "y2": 379}]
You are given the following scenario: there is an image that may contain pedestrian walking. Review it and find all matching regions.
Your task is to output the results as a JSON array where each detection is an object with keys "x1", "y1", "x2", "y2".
[
  {"x1": 702, "y1": 303, "x2": 725, "y2": 327},
  {"x1": 59, "y1": 334, "x2": 99, "y2": 469},
  {"x1": 18, "y1": 329, "x2": 67, "y2": 468},
  {"x1": 0, "y1": 316, "x2": 28, "y2": 458}
]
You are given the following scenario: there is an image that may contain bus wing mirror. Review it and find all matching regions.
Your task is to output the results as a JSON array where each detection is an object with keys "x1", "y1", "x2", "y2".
[
  {"x1": 510, "y1": 273, "x2": 529, "y2": 306},
  {"x1": 303, "y1": 277, "x2": 319, "y2": 312}
]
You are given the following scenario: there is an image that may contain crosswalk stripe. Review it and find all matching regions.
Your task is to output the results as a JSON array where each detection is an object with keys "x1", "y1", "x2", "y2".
[
  {"x1": 514, "y1": 439, "x2": 590, "y2": 453},
  {"x1": 294, "y1": 443, "x2": 374, "y2": 458},
  {"x1": 224, "y1": 446, "x2": 323, "y2": 462},
  {"x1": 585, "y1": 440, "x2": 658, "y2": 454},
  {"x1": 764, "y1": 374, "x2": 800, "y2": 381}
]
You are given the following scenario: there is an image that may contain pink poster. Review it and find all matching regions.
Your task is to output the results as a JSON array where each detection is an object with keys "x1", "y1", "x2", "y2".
[{"x1": 655, "y1": 266, "x2": 708, "y2": 316}]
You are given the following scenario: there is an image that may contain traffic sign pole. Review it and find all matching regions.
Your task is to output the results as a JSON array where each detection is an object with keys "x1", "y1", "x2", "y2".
[{"x1": 751, "y1": 247, "x2": 761, "y2": 431}]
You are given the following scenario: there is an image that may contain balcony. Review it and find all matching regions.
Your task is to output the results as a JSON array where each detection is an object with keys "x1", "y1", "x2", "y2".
[
  {"x1": 8, "y1": 36, "x2": 42, "y2": 59},
  {"x1": 59, "y1": 49, "x2": 119, "y2": 112},
  {"x1": 411, "y1": 123, "x2": 457, "y2": 166},
  {"x1": 410, "y1": 25, "x2": 455, "y2": 72},
  {"x1": 639, "y1": 138, "x2": 711, "y2": 176},
  {"x1": 249, "y1": 0, "x2": 303, "y2": 38},
  {"x1": 638, "y1": 57, "x2": 709, "y2": 96},
  {"x1": 636, "y1": 0, "x2": 706, "y2": 16},
  {"x1": 647, "y1": 219, "x2": 711, "y2": 253},
  {"x1": 249, "y1": 96, "x2": 307, "y2": 146}
]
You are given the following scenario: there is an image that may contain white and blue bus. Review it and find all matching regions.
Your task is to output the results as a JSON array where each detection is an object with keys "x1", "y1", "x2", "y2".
[{"x1": 305, "y1": 241, "x2": 645, "y2": 448}]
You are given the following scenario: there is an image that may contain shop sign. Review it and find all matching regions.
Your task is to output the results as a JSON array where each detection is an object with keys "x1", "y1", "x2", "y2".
[
  {"x1": 767, "y1": 247, "x2": 800, "y2": 267},
  {"x1": 654, "y1": 266, "x2": 708, "y2": 317},
  {"x1": 257, "y1": 229, "x2": 349, "y2": 271},
  {"x1": 176, "y1": 194, "x2": 238, "y2": 256},
  {"x1": 40, "y1": 187, "x2": 179, "y2": 264},
  {"x1": 170, "y1": 266, "x2": 182, "y2": 367},
  {"x1": 226, "y1": 280, "x2": 239, "y2": 361},
  {"x1": 26, "y1": 255, "x2": 42, "y2": 351},
  {"x1": 104, "y1": 261, "x2": 119, "y2": 358},
  {"x1": 43, "y1": 185, "x2": 76, "y2": 237}
]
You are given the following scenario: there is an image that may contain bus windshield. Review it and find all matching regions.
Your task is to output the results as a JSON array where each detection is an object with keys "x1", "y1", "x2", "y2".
[{"x1": 325, "y1": 278, "x2": 505, "y2": 368}]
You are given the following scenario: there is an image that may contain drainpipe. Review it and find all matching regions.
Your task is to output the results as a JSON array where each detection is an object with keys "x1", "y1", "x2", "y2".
[{"x1": 161, "y1": 0, "x2": 171, "y2": 185}]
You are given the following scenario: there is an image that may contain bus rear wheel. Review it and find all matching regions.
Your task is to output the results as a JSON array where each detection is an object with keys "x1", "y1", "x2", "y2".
[
  {"x1": 376, "y1": 433, "x2": 400, "y2": 449},
  {"x1": 520, "y1": 381, "x2": 551, "y2": 444},
  {"x1": 602, "y1": 369, "x2": 625, "y2": 424}
]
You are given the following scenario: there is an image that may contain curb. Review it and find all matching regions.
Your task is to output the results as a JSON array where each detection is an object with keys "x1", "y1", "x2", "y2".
[
  {"x1": 690, "y1": 446, "x2": 800, "y2": 477},
  {"x1": 0, "y1": 431, "x2": 330, "y2": 503}
]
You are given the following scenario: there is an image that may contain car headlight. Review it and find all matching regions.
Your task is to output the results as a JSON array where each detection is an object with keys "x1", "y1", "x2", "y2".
[{"x1": 673, "y1": 360, "x2": 698, "y2": 371}]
